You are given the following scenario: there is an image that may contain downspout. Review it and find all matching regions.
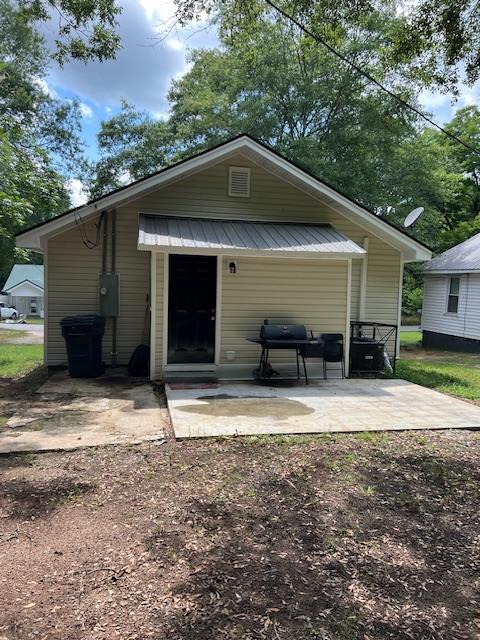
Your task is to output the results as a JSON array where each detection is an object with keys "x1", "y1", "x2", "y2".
[
  {"x1": 102, "y1": 210, "x2": 109, "y2": 274},
  {"x1": 359, "y1": 236, "x2": 369, "y2": 321},
  {"x1": 111, "y1": 209, "x2": 117, "y2": 366}
]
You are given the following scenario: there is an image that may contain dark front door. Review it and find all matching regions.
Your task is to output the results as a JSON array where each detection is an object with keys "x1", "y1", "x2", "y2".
[{"x1": 168, "y1": 254, "x2": 217, "y2": 364}]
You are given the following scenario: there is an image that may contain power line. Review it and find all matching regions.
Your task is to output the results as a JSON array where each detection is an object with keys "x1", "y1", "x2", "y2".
[{"x1": 264, "y1": 0, "x2": 480, "y2": 158}]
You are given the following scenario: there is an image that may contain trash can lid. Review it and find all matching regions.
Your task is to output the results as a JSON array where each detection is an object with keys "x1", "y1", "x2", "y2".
[{"x1": 60, "y1": 315, "x2": 105, "y2": 327}]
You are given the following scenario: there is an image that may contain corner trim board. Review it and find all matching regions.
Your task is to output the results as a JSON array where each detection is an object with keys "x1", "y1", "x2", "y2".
[
  {"x1": 345, "y1": 259, "x2": 352, "y2": 377},
  {"x1": 162, "y1": 253, "x2": 169, "y2": 368},
  {"x1": 359, "y1": 236, "x2": 369, "y2": 320},
  {"x1": 215, "y1": 256, "x2": 222, "y2": 365},
  {"x1": 396, "y1": 254, "x2": 404, "y2": 358},
  {"x1": 149, "y1": 251, "x2": 156, "y2": 380}
]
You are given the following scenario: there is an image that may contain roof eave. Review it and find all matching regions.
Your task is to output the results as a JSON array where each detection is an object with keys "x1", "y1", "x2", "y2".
[
  {"x1": 16, "y1": 134, "x2": 432, "y2": 261},
  {"x1": 424, "y1": 268, "x2": 480, "y2": 275},
  {"x1": 4, "y1": 279, "x2": 44, "y2": 294}
]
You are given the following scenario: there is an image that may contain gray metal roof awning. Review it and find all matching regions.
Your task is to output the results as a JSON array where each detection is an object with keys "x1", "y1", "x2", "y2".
[{"x1": 138, "y1": 215, "x2": 366, "y2": 259}]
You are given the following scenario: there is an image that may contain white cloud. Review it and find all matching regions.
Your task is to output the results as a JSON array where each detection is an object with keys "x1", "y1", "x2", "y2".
[
  {"x1": 460, "y1": 87, "x2": 479, "y2": 107},
  {"x1": 79, "y1": 102, "x2": 93, "y2": 118},
  {"x1": 66, "y1": 179, "x2": 88, "y2": 207},
  {"x1": 167, "y1": 38, "x2": 184, "y2": 51},
  {"x1": 44, "y1": 1, "x2": 199, "y2": 114},
  {"x1": 33, "y1": 77, "x2": 57, "y2": 99},
  {"x1": 138, "y1": 0, "x2": 177, "y2": 23},
  {"x1": 419, "y1": 82, "x2": 480, "y2": 124},
  {"x1": 419, "y1": 90, "x2": 451, "y2": 110}
]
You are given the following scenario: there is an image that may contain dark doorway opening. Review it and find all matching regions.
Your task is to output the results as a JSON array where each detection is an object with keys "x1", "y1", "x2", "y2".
[{"x1": 168, "y1": 254, "x2": 217, "y2": 364}]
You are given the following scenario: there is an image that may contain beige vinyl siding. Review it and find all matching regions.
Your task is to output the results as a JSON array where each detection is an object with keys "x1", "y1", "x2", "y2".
[
  {"x1": 114, "y1": 207, "x2": 150, "y2": 362},
  {"x1": 422, "y1": 274, "x2": 480, "y2": 340},
  {"x1": 46, "y1": 155, "x2": 402, "y2": 372},
  {"x1": 220, "y1": 257, "x2": 348, "y2": 365},
  {"x1": 364, "y1": 237, "x2": 401, "y2": 324},
  {"x1": 153, "y1": 252, "x2": 164, "y2": 378},
  {"x1": 135, "y1": 155, "x2": 399, "y2": 322},
  {"x1": 46, "y1": 209, "x2": 149, "y2": 366},
  {"x1": 135, "y1": 154, "x2": 322, "y2": 221},
  {"x1": 47, "y1": 216, "x2": 104, "y2": 365}
]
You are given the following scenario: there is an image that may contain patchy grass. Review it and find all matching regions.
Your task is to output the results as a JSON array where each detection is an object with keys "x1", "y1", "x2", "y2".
[
  {"x1": 354, "y1": 431, "x2": 391, "y2": 444},
  {"x1": 0, "y1": 430, "x2": 478, "y2": 640},
  {"x1": 244, "y1": 433, "x2": 335, "y2": 446},
  {"x1": 400, "y1": 331, "x2": 422, "y2": 346},
  {"x1": 397, "y1": 348, "x2": 480, "y2": 403},
  {"x1": 0, "y1": 330, "x2": 29, "y2": 344},
  {"x1": 25, "y1": 317, "x2": 44, "y2": 324},
  {"x1": 0, "y1": 344, "x2": 43, "y2": 378}
]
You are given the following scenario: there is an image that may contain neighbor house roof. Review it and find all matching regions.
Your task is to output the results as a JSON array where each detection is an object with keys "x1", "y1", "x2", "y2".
[
  {"x1": 424, "y1": 232, "x2": 480, "y2": 274},
  {"x1": 2, "y1": 264, "x2": 44, "y2": 293},
  {"x1": 138, "y1": 216, "x2": 366, "y2": 259},
  {"x1": 16, "y1": 135, "x2": 431, "y2": 262}
]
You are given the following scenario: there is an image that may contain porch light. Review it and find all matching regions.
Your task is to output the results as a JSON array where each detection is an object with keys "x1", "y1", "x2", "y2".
[{"x1": 228, "y1": 261, "x2": 237, "y2": 274}]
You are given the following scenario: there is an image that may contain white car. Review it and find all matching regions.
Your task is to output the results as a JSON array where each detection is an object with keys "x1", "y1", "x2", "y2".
[{"x1": 0, "y1": 303, "x2": 18, "y2": 320}]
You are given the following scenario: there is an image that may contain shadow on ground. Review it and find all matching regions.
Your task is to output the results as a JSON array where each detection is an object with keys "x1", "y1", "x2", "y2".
[{"x1": 145, "y1": 445, "x2": 479, "y2": 640}]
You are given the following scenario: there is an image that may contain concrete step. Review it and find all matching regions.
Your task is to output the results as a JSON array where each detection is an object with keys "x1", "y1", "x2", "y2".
[{"x1": 163, "y1": 370, "x2": 218, "y2": 384}]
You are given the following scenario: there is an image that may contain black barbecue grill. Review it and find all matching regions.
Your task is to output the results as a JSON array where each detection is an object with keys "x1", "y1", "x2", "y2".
[{"x1": 248, "y1": 323, "x2": 323, "y2": 384}]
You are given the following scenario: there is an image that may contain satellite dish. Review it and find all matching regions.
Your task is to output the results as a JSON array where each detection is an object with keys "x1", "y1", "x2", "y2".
[{"x1": 404, "y1": 206, "x2": 424, "y2": 228}]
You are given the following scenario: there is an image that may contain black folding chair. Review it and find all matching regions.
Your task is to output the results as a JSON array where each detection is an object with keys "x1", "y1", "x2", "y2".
[{"x1": 321, "y1": 333, "x2": 344, "y2": 379}]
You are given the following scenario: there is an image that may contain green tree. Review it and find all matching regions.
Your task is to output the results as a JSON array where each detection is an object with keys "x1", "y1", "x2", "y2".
[
  {"x1": 19, "y1": 0, "x2": 121, "y2": 64},
  {"x1": 384, "y1": 106, "x2": 480, "y2": 253},
  {"x1": 0, "y1": 0, "x2": 83, "y2": 286},
  {"x1": 173, "y1": 0, "x2": 480, "y2": 93},
  {"x1": 92, "y1": 11, "x2": 420, "y2": 208},
  {"x1": 91, "y1": 102, "x2": 175, "y2": 198}
]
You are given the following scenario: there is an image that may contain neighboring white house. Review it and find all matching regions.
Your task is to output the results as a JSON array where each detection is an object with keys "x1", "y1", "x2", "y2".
[
  {"x1": 2, "y1": 264, "x2": 44, "y2": 318},
  {"x1": 422, "y1": 232, "x2": 480, "y2": 351}
]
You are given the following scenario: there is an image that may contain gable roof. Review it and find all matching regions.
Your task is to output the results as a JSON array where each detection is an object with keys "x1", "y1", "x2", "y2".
[
  {"x1": 3, "y1": 264, "x2": 44, "y2": 292},
  {"x1": 16, "y1": 134, "x2": 431, "y2": 261},
  {"x1": 424, "y1": 232, "x2": 480, "y2": 273}
]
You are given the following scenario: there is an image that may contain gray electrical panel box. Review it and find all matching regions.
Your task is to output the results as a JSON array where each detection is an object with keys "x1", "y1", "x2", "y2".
[{"x1": 99, "y1": 273, "x2": 119, "y2": 317}]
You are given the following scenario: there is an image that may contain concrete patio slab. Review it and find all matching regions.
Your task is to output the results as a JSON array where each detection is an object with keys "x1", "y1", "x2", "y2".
[
  {"x1": 0, "y1": 369, "x2": 167, "y2": 453},
  {"x1": 165, "y1": 378, "x2": 480, "y2": 438}
]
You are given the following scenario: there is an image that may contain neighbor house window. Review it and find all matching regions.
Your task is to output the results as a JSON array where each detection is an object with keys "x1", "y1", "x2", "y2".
[
  {"x1": 447, "y1": 277, "x2": 460, "y2": 313},
  {"x1": 30, "y1": 299, "x2": 37, "y2": 314}
]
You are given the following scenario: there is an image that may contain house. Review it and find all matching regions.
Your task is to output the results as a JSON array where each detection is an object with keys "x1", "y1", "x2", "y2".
[
  {"x1": 422, "y1": 231, "x2": 480, "y2": 352},
  {"x1": 16, "y1": 135, "x2": 430, "y2": 379},
  {"x1": 2, "y1": 264, "x2": 44, "y2": 318}
]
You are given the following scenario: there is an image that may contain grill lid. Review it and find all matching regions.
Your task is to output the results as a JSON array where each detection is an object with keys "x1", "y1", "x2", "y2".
[{"x1": 260, "y1": 324, "x2": 307, "y2": 341}]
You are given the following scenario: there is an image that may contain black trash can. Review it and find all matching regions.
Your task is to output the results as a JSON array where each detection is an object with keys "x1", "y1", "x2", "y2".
[{"x1": 60, "y1": 315, "x2": 105, "y2": 378}]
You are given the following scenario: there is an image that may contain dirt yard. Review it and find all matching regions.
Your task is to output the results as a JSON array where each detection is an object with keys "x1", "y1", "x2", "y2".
[{"x1": 1, "y1": 414, "x2": 479, "y2": 639}]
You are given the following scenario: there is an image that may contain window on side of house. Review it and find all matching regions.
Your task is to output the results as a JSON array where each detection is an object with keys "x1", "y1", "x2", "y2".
[{"x1": 446, "y1": 277, "x2": 460, "y2": 314}]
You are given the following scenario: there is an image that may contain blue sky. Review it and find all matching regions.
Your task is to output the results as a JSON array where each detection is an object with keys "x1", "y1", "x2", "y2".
[{"x1": 40, "y1": 0, "x2": 479, "y2": 206}]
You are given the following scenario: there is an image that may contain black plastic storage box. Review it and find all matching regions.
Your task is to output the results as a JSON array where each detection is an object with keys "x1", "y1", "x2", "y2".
[
  {"x1": 60, "y1": 315, "x2": 105, "y2": 378},
  {"x1": 350, "y1": 338, "x2": 385, "y2": 374}
]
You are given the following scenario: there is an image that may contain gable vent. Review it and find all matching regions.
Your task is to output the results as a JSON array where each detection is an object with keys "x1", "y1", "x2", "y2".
[{"x1": 228, "y1": 166, "x2": 251, "y2": 197}]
